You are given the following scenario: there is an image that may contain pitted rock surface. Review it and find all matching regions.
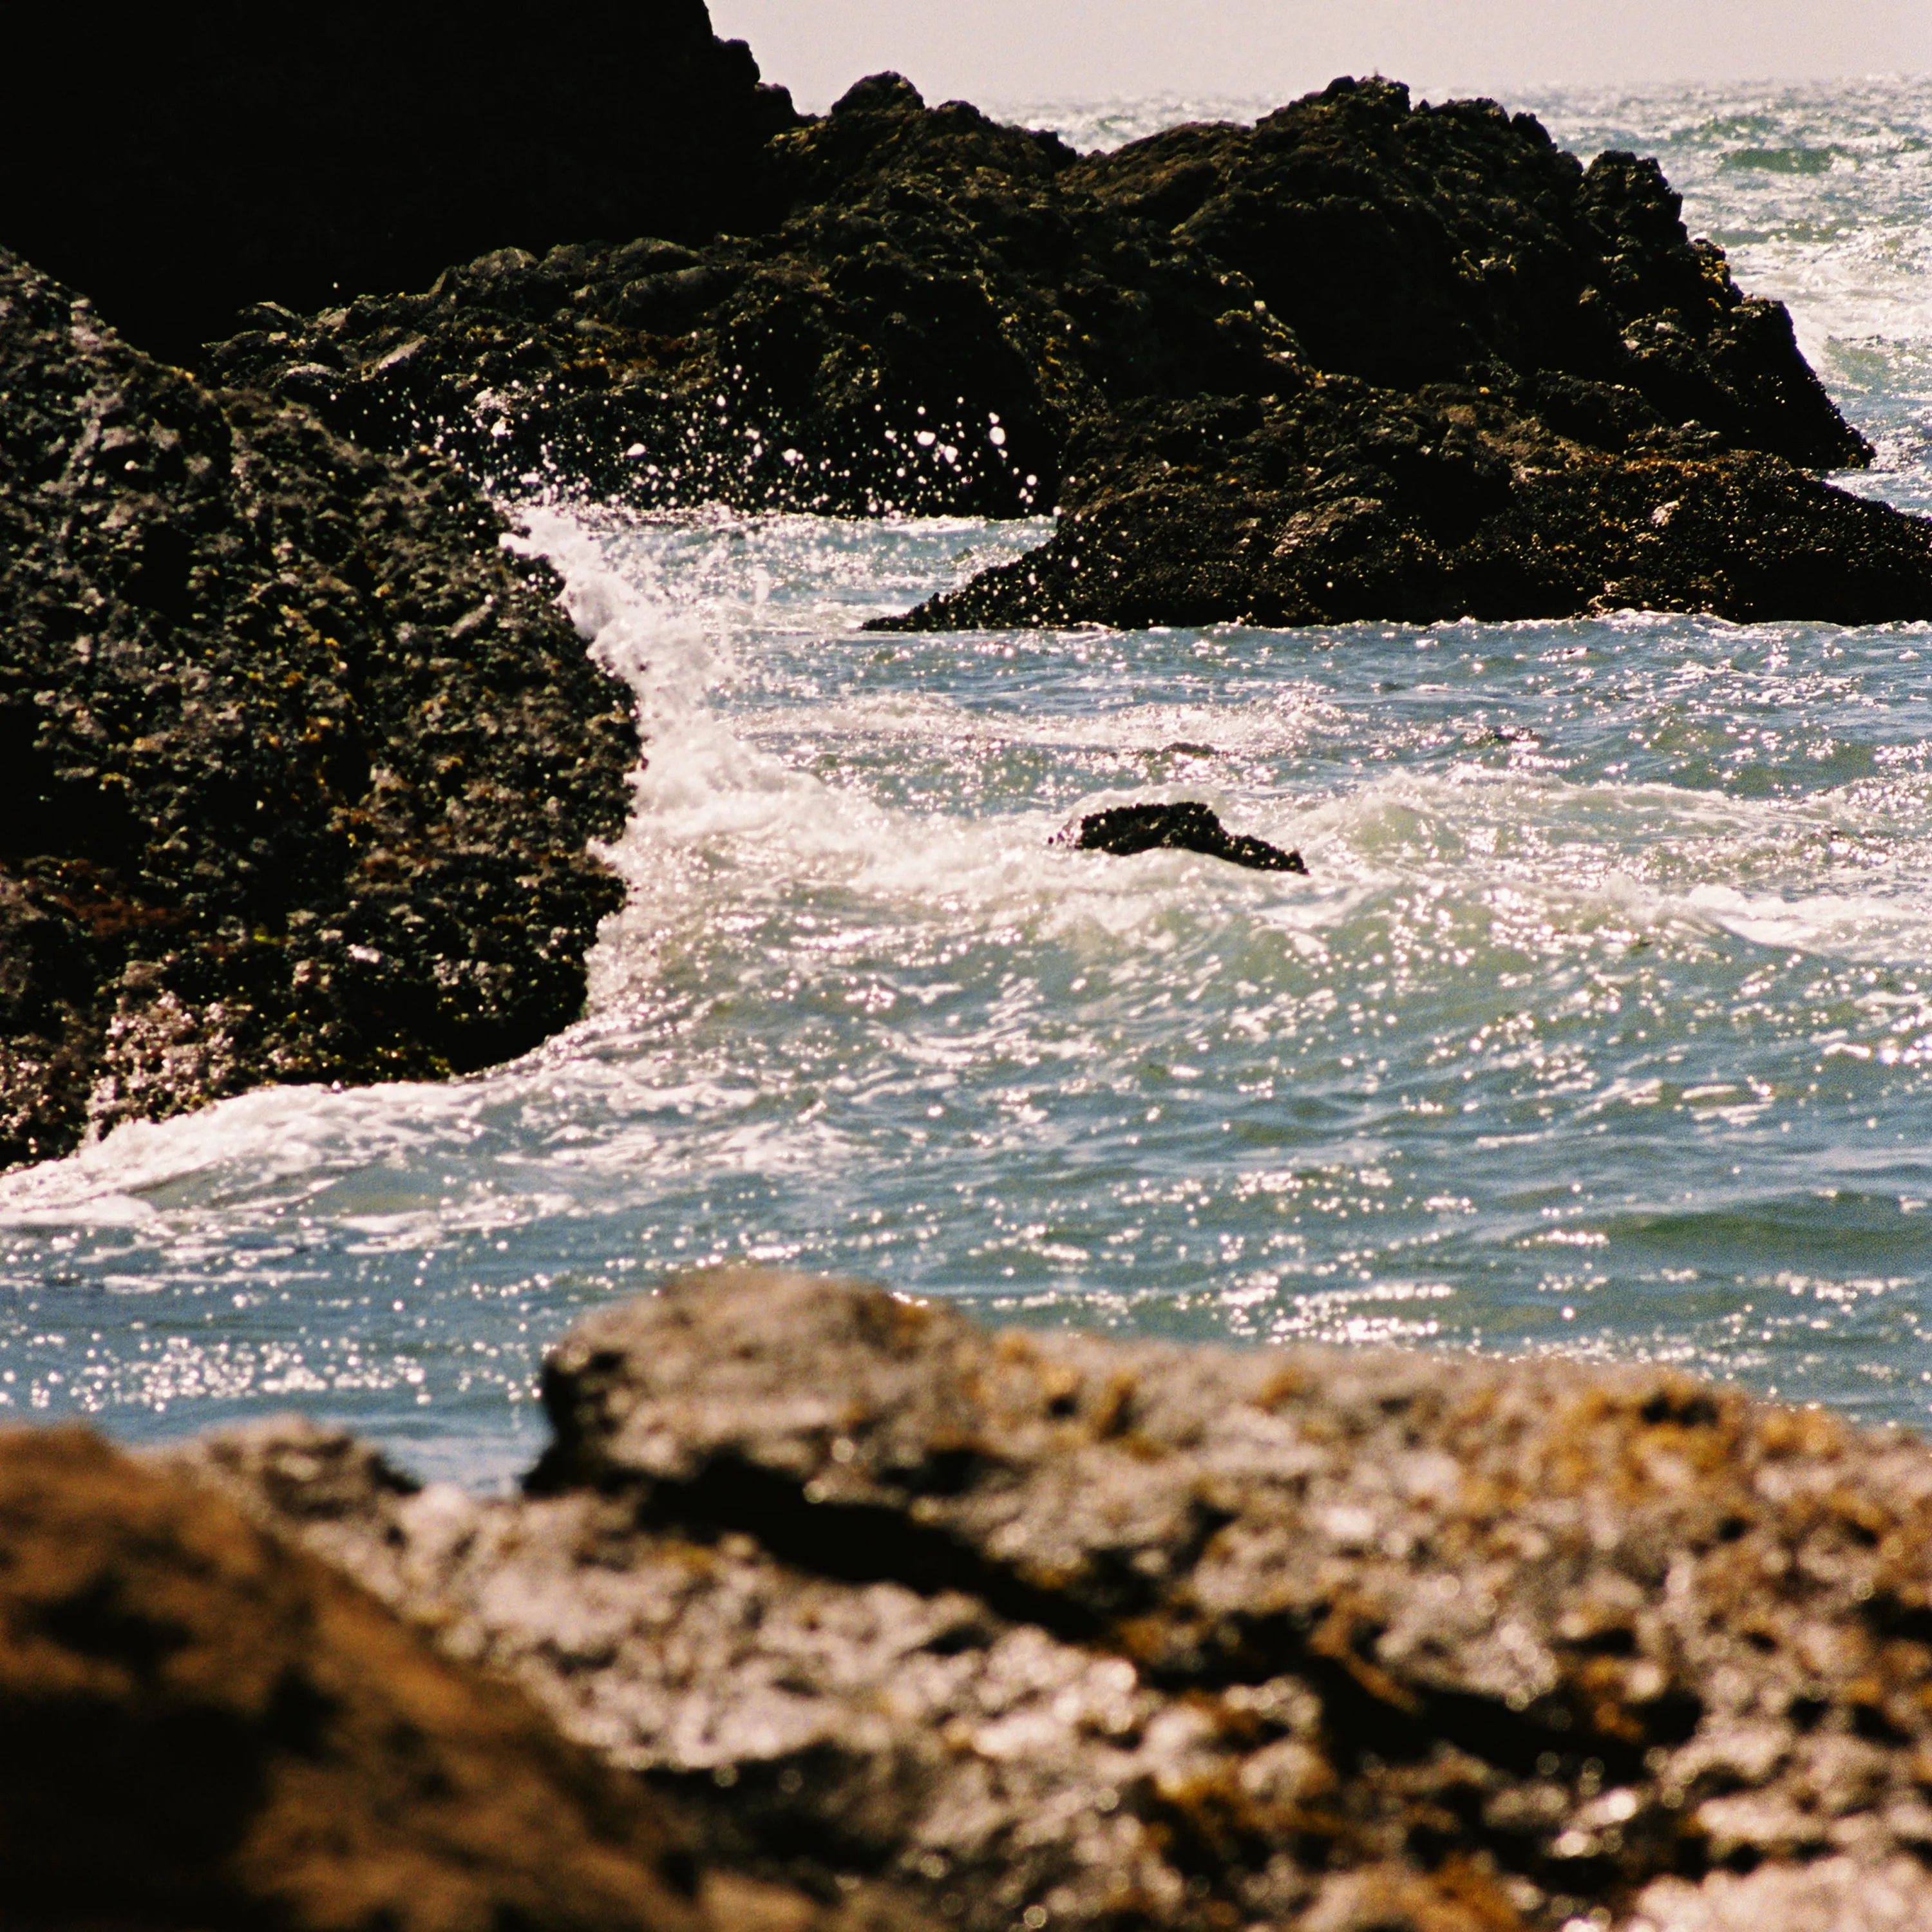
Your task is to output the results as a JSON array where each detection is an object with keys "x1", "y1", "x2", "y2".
[
  {"x1": 178, "y1": 1268, "x2": 1932, "y2": 1932},
  {"x1": 0, "y1": 251, "x2": 636, "y2": 1168}
]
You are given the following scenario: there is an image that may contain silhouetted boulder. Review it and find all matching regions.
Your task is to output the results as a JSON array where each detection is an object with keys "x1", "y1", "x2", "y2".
[
  {"x1": 0, "y1": 0, "x2": 798, "y2": 358},
  {"x1": 1055, "y1": 801, "x2": 1307, "y2": 872}
]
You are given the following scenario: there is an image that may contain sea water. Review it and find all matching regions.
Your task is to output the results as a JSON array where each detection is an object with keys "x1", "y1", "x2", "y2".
[{"x1": 3, "y1": 80, "x2": 1929, "y2": 1486}]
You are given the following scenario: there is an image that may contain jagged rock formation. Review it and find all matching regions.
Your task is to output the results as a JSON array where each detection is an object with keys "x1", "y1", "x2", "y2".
[
  {"x1": 1056, "y1": 801, "x2": 1307, "y2": 872},
  {"x1": 204, "y1": 72, "x2": 1276, "y2": 520},
  {"x1": 0, "y1": 0, "x2": 798, "y2": 358},
  {"x1": 876, "y1": 385, "x2": 1932, "y2": 631},
  {"x1": 180, "y1": 1267, "x2": 1932, "y2": 1932},
  {"x1": 0, "y1": 251, "x2": 636, "y2": 1170},
  {"x1": 202, "y1": 71, "x2": 1932, "y2": 629}
]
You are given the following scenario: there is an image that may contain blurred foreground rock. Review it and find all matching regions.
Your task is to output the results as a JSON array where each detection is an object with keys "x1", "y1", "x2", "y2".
[
  {"x1": 0, "y1": 251, "x2": 636, "y2": 1169},
  {"x1": 0, "y1": 1423, "x2": 824, "y2": 1932},
  {"x1": 179, "y1": 1267, "x2": 1932, "y2": 1932}
]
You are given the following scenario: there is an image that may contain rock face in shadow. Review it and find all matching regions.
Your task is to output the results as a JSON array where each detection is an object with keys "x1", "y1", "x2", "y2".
[
  {"x1": 0, "y1": 252, "x2": 636, "y2": 1170},
  {"x1": 1056, "y1": 802, "x2": 1307, "y2": 872},
  {"x1": 0, "y1": 0, "x2": 798, "y2": 359},
  {"x1": 205, "y1": 72, "x2": 1273, "y2": 520},
  {"x1": 183, "y1": 1267, "x2": 1932, "y2": 1932},
  {"x1": 0, "y1": 1423, "x2": 713, "y2": 1931},
  {"x1": 202, "y1": 72, "x2": 1932, "y2": 629}
]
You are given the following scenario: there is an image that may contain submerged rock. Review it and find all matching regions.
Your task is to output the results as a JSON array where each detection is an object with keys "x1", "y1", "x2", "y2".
[
  {"x1": 182, "y1": 1267, "x2": 1932, "y2": 1932},
  {"x1": 204, "y1": 71, "x2": 1932, "y2": 628},
  {"x1": 0, "y1": 251, "x2": 636, "y2": 1169},
  {"x1": 1056, "y1": 801, "x2": 1307, "y2": 872},
  {"x1": 0, "y1": 0, "x2": 798, "y2": 359}
]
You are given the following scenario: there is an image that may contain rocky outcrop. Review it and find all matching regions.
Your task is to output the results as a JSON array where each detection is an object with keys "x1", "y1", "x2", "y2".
[
  {"x1": 204, "y1": 73, "x2": 1275, "y2": 520},
  {"x1": 0, "y1": 0, "x2": 798, "y2": 359},
  {"x1": 1056, "y1": 802, "x2": 1307, "y2": 872},
  {"x1": 201, "y1": 72, "x2": 1932, "y2": 629},
  {"x1": 0, "y1": 252, "x2": 636, "y2": 1170},
  {"x1": 181, "y1": 1267, "x2": 1932, "y2": 1932},
  {"x1": 874, "y1": 386, "x2": 1932, "y2": 631},
  {"x1": 0, "y1": 1423, "x2": 729, "y2": 1931}
]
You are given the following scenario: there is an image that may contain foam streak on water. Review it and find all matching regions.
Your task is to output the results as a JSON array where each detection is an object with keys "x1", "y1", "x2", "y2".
[{"x1": 4, "y1": 82, "x2": 1932, "y2": 1482}]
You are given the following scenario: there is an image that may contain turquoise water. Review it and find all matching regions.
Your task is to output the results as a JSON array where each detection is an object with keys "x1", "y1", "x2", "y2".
[{"x1": 3, "y1": 82, "x2": 1929, "y2": 1484}]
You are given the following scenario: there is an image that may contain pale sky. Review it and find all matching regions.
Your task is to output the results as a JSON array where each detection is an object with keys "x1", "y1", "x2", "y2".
[{"x1": 708, "y1": 1, "x2": 1932, "y2": 113}]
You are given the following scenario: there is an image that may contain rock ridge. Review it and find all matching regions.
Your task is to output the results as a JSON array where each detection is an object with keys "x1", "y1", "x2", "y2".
[
  {"x1": 199, "y1": 71, "x2": 1932, "y2": 629},
  {"x1": 176, "y1": 1265, "x2": 1932, "y2": 1932}
]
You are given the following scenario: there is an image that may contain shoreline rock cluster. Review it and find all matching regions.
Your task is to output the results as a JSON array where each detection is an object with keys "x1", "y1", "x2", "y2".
[
  {"x1": 6, "y1": 15, "x2": 1929, "y2": 1927},
  {"x1": 203, "y1": 72, "x2": 1932, "y2": 629},
  {"x1": 150, "y1": 1266, "x2": 1932, "y2": 1932},
  {"x1": 4, "y1": 1, "x2": 1930, "y2": 1151}
]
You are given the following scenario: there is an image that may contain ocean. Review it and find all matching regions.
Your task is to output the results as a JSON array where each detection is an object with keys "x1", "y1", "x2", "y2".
[{"x1": 3, "y1": 79, "x2": 1929, "y2": 1487}]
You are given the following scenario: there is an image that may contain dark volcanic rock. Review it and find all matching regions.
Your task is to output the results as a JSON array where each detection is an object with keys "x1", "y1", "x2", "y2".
[
  {"x1": 205, "y1": 73, "x2": 1286, "y2": 519},
  {"x1": 1074, "y1": 92, "x2": 1862, "y2": 470},
  {"x1": 201, "y1": 71, "x2": 1932, "y2": 629},
  {"x1": 1057, "y1": 801, "x2": 1307, "y2": 872},
  {"x1": 0, "y1": 0, "x2": 798, "y2": 359},
  {"x1": 875, "y1": 385, "x2": 1932, "y2": 631},
  {"x1": 0, "y1": 1423, "x2": 711, "y2": 1932},
  {"x1": 0, "y1": 251, "x2": 636, "y2": 1170},
  {"x1": 185, "y1": 1267, "x2": 1932, "y2": 1932}
]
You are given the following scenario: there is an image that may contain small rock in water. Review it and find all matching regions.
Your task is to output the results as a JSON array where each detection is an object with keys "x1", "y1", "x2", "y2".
[{"x1": 1056, "y1": 800, "x2": 1307, "y2": 873}]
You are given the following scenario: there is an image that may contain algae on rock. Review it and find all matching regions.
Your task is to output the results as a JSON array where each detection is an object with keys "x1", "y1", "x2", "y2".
[{"x1": 178, "y1": 1267, "x2": 1932, "y2": 1932}]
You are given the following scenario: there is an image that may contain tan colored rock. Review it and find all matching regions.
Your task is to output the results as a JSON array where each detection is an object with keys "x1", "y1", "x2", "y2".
[
  {"x1": 179, "y1": 1267, "x2": 1932, "y2": 1931},
  {"x1": 0, "y1": 1419, "x2": 896, "y2": 1932}
]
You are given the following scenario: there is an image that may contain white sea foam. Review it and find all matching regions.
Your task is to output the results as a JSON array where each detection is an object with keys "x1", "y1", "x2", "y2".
[{"x1": 6, "y1": 83, "x2": 1932, "y2": 1466}]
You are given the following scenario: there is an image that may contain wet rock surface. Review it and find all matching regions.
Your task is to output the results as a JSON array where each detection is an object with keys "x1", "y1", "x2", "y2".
[
  {"x1": 0, "y1": 252, "x2": 636, "y2": 1170},
  {"x1": 204, "y1": 72, "x2": 1276, "y2": 520},
  {"x1": 1056, "y1": 802, "x2": 1307, "y2": 873},
  {"x1": 180, "y1": 1267, "x2": 1932, "y2": 1932},
  {"x1": 202, "y1": 71, "x2": 1931, "y2": 628},
  {"x1": 0, "y1": 0, "x2": 798, "y2": 359},
  {"x1": 0, "y1": 1423, "x2": 715, "y2": 1932},
  {"x1": 876, "y1": 385, "x2": 1932, "y2": 631}
]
